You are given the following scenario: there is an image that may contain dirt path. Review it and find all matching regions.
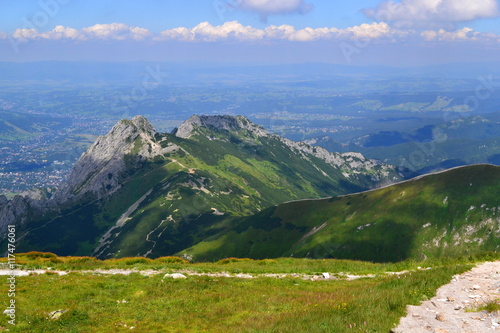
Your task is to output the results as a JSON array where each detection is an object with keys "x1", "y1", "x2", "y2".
[
  {"x1": 393, "y1": 261, "x2": 500, "y2": 333},
  {"x1": 0, "y1": 268, "x2": 373, "y2": 280}
]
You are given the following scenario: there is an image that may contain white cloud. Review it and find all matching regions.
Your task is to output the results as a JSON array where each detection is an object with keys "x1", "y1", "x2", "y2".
[
  {"x1": 236, "y1": 0, "x2": 312, "y2": 20},
  {"x1": 421, "y1": 27, "x2": 480, "y2": 41},
  {"x1": 82, "y1": 23, "x2": 151, "y2": 40},
  {"x1": 289, "y1": 22, "x2": 405, "y2": 41},
  {"x1": 344, "y1": 22, "x2": 393, "y2": 39},
  {"x1": 365, "y1": 0, "x2": 499, "y2": 28},
  {"x1": 12, "y1": 28, "x2": 40, "y2": 40},
  {"x1": 159, "y1": 27, "x2": 192, "y2": 41},
  {"x1": 129, "y1": 27, "x2": 151, "y2": 41},
  {"x1": 263, "y1": 24, "x2": 295, "y2": 39},
  {"x1": 160, "y1": 21, "x2": 264, "y2": 41},
  {"x1": 41, "y1": 26, "x2": 86, "y2": 40},
  {"x1": 192, "y1": 21, "x2": 264, "y2": 41},
  {"x1": 10, "y1": 24, "x2": 151, "y2": 42},
  {"x1": 158, "y1": 21, "x2": 400, "y2": 42},
  {"x1": 5, "y1": 21, "x2": 500, "y2": 45},
  {"x1": 289, "y1": 27, "x2": 326, "y2": 41},
  {"x1": 82, "y1": 23, "x2": 129, "y2": 40}
]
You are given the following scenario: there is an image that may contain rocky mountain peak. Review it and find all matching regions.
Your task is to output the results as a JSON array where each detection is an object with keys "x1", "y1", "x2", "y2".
[
  {"x1": 53, "y1": 116, "x2": 164, "y2": 204},
  {"x1": 113, "y1": 115, "x2": 156, "y2": 137},
  {"x1": 173, "y1": 114, "x2": 269, "y2": 138}
]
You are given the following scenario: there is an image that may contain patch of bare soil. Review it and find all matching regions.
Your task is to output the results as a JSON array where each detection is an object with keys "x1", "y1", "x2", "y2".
[{"x1": 393, "y1": 261, "x2": 500, "y2": 333}]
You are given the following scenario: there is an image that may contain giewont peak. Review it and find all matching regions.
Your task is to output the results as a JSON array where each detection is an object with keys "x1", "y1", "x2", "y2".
[
  {"x1": 53, "y1": 115, "x2": 160, "y2": 204},
  {"x1": 173, "y1": 115, "x2": 269, "y2": 139}
]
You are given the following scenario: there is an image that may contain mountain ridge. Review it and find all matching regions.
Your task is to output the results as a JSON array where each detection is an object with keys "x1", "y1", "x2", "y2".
[
  {"x1": 282, "y1": 163, "x2": 498, "y2": 205},
  {"x1": 0, "y1": 114, "x2": 405, "y2": 259},
  {"x1": 173, "y1": 114, "x2": 270, "y2": 139},
  {"x1": 181, "y1": 164, "x2": 500, "y2": 262},
  {"x1": 174, "y1": 114, "x2": 408, "y2": 184}
]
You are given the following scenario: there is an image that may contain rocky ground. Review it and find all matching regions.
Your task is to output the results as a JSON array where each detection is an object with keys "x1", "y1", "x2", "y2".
[{"x1": 393, "y1": 261, "x2": 500, "y2": 333}]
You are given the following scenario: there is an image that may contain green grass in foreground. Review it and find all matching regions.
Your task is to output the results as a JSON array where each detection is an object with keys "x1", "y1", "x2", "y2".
[
  {"x1": 0, "y1": 253, "x2": 497, "y2": 332},
  {"x1": 5, "y1": 251, "x2": 499, "y2": 274},
  {"x1": 2, "y1": 265, "x2": 472, "y2": 332}
]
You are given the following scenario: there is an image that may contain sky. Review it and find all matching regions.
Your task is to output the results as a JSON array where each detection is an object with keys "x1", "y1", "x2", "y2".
[{"x1": 0, "y1": 0, "x2": 499, "y2": 65}]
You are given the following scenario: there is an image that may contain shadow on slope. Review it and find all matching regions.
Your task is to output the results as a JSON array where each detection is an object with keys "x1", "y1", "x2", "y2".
[{"x1": 181, "y1": 165, "x2": 500, "y2": 263}]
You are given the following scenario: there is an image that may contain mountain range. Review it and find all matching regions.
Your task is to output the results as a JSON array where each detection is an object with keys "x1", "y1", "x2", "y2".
[
  {"x1": 0, "y1": 115, "x2": 406, "y2": 259},
  {"x1": 1, "y1": 115, "x2": 498, "y2": 262},
  {"x1": 307, "y1": 115, "x2": 500, "y2": 173}
]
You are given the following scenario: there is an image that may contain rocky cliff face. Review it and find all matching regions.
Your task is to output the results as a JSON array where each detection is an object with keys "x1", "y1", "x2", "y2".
[
  {"x1": 1, "y1": 116, "x2": 173, "y2": 228},
  {"x1": 0, "y1": 193, "x2": 57, "y2": 234},
  {"x1": 281, "y1": 138, "x2": 399, "y2": 182},
  {"x1": 174, "y1": 115, "x2": 269, "y2": 139},
  {"x1": 54, "y1": 116, "x2": 172, "y2": 205}
]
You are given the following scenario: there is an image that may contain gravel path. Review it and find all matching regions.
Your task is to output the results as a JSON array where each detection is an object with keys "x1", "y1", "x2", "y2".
[
  {"x1": 0, "y1": 268, "x2": 372, "y2": 280},
  {"x1": 393, "y1": 261, "x2": 500, "y2": 333}
]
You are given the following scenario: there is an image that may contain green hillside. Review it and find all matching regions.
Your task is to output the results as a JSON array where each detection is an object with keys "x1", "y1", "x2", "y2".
[
  {"x1": 182, "y1": 164, "x2": 500, "y2": 262},
  {"x1": 9, "y1": 115, "x2": 402, "y2": 259}
]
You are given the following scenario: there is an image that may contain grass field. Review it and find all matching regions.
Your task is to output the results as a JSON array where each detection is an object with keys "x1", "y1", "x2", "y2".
[{"x1": 0, "y1": 252, "x2": 498, "y2": 332}]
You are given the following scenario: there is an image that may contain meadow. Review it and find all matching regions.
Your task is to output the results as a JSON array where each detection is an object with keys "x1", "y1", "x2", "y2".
[{"x1": 0, "y1": 252, "x2": 498, "y2": 332}]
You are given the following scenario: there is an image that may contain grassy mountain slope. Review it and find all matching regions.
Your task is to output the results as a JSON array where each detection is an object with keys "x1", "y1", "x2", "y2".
[
  {"x1": 9, "y1": 115, "x2": 403, "y2": 259},
  {"x1": 182, "y1": 164, "x2": 500, "y2": 262}
]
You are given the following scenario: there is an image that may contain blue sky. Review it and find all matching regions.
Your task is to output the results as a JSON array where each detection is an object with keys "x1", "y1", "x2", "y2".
[
  {"x1": 0, "y1": 1, "x2": 380, "y2": 31},
  {"x1": 0, "y1": 0, "x2": 499, "y2": 65}
]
